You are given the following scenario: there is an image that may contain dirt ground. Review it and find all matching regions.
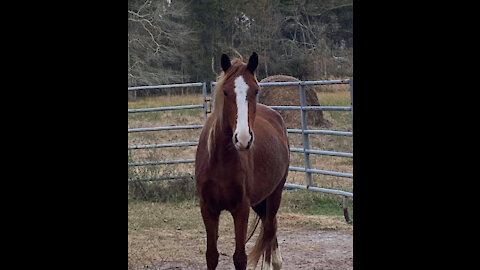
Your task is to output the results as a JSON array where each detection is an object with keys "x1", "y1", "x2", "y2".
[
  {"x1": 129, "y1": 199, "x2": 353, "y2": 270},
  {"x1": 137, "y1": 229, "x2": 352, "y2": 270}
]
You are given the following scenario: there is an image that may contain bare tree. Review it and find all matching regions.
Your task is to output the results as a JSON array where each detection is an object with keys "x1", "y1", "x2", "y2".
[
  {"x1": 128, "y1": 0, "x2": 196, "y2": 87},
  {"x1": 275, "y1": 0, "x2": 353, "y2": 79}
]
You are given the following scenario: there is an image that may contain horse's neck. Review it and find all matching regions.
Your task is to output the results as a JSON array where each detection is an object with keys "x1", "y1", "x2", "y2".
[
  {"x1": 215, "y1": 123, "x2": 253, "y2": 165},
  {"x1": 212, "y1": 123, "x2": 234, "y2": 157}
]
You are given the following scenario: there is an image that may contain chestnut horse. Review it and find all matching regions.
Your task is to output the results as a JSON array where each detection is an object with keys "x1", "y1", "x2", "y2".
[{"x1": 195, "y1": 52, "x2": 290, "y2": 270}]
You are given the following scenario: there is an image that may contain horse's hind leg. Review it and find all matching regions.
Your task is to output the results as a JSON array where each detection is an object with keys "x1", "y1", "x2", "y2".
[
  {"x1": 271, "y1": 237, "x2": 282, "y2": 270},
  {"x1": 264, "y1": 179, "x2": 285, "y2": 270},
  {"x1": 248, "y1": 180, "x2": 285, "y2": 269},
  {"x1": 200, "y1": 202, "x2": 220, "y2": 270},
  {"x1": 262, "y1": 209, "x2": 280, "y2": 268}
]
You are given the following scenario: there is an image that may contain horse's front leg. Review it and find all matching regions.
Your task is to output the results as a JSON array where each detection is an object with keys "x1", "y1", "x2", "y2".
[
  {"x1": 200, "y1": 202, "x2": 220, "y2": 270},
  {"x1": 231, "y1": 200, "x2": 250, "y2": 270}
]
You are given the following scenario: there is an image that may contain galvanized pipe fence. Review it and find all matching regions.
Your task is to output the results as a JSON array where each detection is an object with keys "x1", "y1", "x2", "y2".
[
  {"x1": 128, "y1": 82, "x2": 206, "y2": 168},
  {"x1": 128, "y1": 78, "x2": 353, "y2": 223}
]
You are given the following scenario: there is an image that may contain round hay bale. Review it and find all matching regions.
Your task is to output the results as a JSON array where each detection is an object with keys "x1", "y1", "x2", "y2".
[{"x1": 258, "y1": 75, "x2": 331, "y2": 128}]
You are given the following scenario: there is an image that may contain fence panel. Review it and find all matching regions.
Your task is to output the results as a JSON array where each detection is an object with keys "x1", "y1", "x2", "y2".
[
  {"x1": 128, "y1": 78, "x2": 353, "y2": 223},
  {"x1": 128, "y1": 82, "x2": 207, "y2": 182}
]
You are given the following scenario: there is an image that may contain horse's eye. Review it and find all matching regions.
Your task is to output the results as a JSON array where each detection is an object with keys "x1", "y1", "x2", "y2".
[
  {"x1": 255, "y1": 89, "x2": 259, "y2": 96},
  {"x1": 224, "y1": 90, "x2": 228, "y2": 96}
]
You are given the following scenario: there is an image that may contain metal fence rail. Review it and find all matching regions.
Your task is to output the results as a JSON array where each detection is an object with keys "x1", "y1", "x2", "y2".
[
  {"x1": 128, "y1": 125, "x2": 203, "y2": 133},
  {"x1": 284, "y1": 183, "x2": 353, "y2": 197},
  {"x1": 129, "y1": 82, "x2": 208, "y2": 121},
  {"x1": 128, "y1": 78, "x2": 353, "y2": 223},
  {"x1": 269, "y1": 105, "x2": 351, "y2": 111},
  {"x1": 289, "y1": 147, "x2": 353, "y2": 158},
  {"x1": 128, "y1": 82, "x2": 204, "y2": 91},
  {"x1": 128, "y1": 141, "x2": 199, "y2": 150},
  {"x1": 128, "y1": 159, "x2": 196, "y2": 167},
  {"x1": 128, "y1": 104, "x2": 204, "y2": 113},
  {"x1": 287, "y1": 128, "x2": 352, "y2": 136}
]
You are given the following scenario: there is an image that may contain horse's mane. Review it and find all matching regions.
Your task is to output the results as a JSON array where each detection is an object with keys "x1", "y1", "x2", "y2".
[{"x1": 207, "y1": 58, "x2": 249, "y2": 157}]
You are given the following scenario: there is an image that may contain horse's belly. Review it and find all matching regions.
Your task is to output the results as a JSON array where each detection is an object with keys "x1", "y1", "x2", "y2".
[{"x1": 249, "y1": 140, "x2": 289, "y2": 205}]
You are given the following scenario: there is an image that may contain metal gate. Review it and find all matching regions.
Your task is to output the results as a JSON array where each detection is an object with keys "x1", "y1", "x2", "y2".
[
  {"x1": 128, "y1": 82, "x2": 206, "y2": 170},
  {"x1": 128, "y1": 78, "x2": 353, "y2": 222}
]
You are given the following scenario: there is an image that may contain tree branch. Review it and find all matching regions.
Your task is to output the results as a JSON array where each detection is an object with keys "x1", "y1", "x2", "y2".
[{"x1": 309, "y1": 4, "x2": 353, "y2": 18}]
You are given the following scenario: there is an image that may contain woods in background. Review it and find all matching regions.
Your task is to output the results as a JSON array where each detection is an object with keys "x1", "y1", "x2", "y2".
[{"x1": 128, "y1": 0, "x2": 352, "y2": 88}]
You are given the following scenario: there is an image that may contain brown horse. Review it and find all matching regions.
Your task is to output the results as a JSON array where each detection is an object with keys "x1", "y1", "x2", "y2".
[{"x1": 195, "y1": 52, "x2": 290, "y2": 270}]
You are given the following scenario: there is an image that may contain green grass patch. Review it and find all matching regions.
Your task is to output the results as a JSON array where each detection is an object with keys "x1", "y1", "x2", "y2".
[
  {"x1": 281, "y1": 190, "x2": 353, "y2": 221},
  {"x1": 128, "y1": 177, "x2": 197, "y2": 203}
]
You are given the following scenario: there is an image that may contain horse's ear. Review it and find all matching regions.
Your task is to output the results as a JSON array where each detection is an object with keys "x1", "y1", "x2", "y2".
[
  {"x1": 221, "y1": 54, "x2": 231, "y2": 72},
  {"x1": 247, "y1": 52, "x2": 258, "y2": 73}
]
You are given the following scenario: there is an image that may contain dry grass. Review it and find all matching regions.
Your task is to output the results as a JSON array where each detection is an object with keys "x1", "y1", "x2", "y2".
[
  {"x1": 311, "y1": 83, "x2": 350, "y2": 93},
  {"x1": 128, "y1": 93, "x2": 204, "y2": 109},
  {"x1": 128, "y1": 94, "x2": 204, "y2": 180}
]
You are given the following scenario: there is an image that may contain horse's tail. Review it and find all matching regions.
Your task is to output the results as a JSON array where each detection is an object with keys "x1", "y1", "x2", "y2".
[
  {"x1": 246, "y1": 212, "x2": 261, "y2": 244},
  {"x1": 247, "y1": 215, "x2": 278, "y2": 268}
]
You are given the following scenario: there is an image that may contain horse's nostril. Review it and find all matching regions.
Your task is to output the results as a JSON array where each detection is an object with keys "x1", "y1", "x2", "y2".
[
  {"x1": 246, "y1": 132, "x2": 254, "y2": 149},
  {"x1": 234, "y1": 134, "x2": 238, "y2": 143}
]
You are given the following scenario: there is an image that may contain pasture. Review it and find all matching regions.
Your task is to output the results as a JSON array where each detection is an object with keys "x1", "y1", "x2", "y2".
[{"x1": 128, "y1": 85, "x2": 353, "y2": 269}]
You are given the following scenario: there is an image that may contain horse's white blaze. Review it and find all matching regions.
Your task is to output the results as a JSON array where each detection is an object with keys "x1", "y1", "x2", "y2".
[{"x1": 234, "y1": 75, "x2": 251, "y2": 147}]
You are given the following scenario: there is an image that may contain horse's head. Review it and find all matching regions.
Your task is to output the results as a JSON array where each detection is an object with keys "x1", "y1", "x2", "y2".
[{"x1": 220, "y1": 52, "x2": 259, "y2": 151}]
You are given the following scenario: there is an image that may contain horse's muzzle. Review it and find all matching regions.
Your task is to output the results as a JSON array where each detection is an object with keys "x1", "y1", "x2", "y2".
[{"x1": 234, "y1": 131, "x2": 254, "y2": 151}]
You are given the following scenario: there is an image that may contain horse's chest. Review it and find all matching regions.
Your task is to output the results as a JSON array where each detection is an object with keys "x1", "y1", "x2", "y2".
[{"x1": 201, "y1": 180, "x2": 245, "y2": 211}]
